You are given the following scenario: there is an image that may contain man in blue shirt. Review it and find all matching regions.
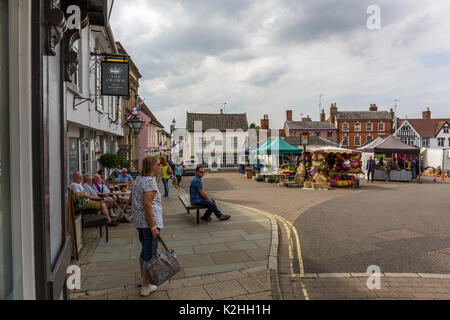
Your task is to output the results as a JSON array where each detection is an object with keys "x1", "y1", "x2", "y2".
[
  {"x1": 117, "y1": 168, "x2": 134, "y2": 182},
  {"x1": 190, "y1": 165, "x2": 231, "y2": 222}
]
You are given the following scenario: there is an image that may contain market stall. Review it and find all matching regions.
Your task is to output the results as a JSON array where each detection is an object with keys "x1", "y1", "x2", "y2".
[
  {"x1": 297, "y1": 147, "x2": 363, "y2": 189},
  {"x1": 250, "y1": 137, "x2": 302, "y2": 168},
  {"x1": 359, "y1": 135, "x2": 420, "y2": 182}
]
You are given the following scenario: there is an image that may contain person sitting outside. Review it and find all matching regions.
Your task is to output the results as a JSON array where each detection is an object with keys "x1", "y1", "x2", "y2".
[
  {"x1": 189, "y1": 165, "x2": 231, "y2": 222},
  {"x1": 117, "y1": 168, "x2": 134, "y2": 183},
  {"x1": 83, "y1": 174, "x2": 117, "y2": 221},
  {"x1": 92, "y1": 174, "x2": 118, "y2": 218},
  {"x1": 70, "y1": 172, "x2": 118, "y2": 226},
  {"x1": 97, "y1": 170, "x2": 111, "y2": 189}
]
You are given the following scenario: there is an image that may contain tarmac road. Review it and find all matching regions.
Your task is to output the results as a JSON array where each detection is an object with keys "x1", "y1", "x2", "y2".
[{"x1": 295, "y1": 181, "x2": 450, "y2": 274}]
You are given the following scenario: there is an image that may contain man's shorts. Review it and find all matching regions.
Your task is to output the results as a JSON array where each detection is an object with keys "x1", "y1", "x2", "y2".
[{"x1": 81, "y1": 201, "x2": 102, "y2": 211}]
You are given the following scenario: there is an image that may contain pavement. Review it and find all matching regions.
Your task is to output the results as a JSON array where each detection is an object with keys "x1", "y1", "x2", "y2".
[
  {"x1": 181, "y1": 172, "x2": 450, "y2": 300},
  {"x1": 70, "y1": 182, "x2": 275, "y2": 300}
]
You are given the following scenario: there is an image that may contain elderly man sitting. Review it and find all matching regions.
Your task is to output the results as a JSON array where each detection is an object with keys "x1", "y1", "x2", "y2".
[
  {"x1": 117, "y1": 168, "x2": 134, "y2": 182},
  {"x1": 70, "y1": 172, "x2": 119, "y2": 227}
]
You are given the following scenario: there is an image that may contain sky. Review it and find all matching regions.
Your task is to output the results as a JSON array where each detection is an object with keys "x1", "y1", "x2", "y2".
[{"x1": 110, "y1": 0, "x2": 450, "y2": 131}]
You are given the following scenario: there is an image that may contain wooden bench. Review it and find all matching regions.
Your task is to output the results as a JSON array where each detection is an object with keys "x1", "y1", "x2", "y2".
[
  {"x1": 178, "y1": 194, "x2": 208, "y2": 224},
  {"x1": 68, "y1": 188, "x2": 109, "y2": 260}
]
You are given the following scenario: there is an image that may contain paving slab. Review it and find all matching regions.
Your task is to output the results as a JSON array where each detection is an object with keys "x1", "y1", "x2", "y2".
[{"x1": 70, "y1": 183, "x2": 272, "y2": 300}]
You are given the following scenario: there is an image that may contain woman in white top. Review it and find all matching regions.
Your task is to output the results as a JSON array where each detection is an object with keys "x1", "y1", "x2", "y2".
[{"x1": 129, "y1": 156, "x2": 164, "y2": 296}]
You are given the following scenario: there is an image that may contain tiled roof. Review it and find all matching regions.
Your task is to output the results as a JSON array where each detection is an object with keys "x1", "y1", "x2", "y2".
[
  {"x1": 398, "y1": 119, "x2": 450, "y2": 137},
  {"x1": 285, "y1": 121, "x2": 337, "y2": 130},
  {"x1": 140, "y1": 103, "x2": 164, "y2": 128},
  {"x1": 187, "y1": 113, "x2": 248, "y2": 132},
  {"x1": 284, "y1": 136, "x2": 337, "y2": 147},
  {"x1": 335, "y1": 111, "x2": 393, "y2": 121}
]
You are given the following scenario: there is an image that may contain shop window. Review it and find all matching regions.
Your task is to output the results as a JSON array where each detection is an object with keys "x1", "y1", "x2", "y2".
[{"x1": 327, "y1": 131, "x2": 333, "y2": 139}]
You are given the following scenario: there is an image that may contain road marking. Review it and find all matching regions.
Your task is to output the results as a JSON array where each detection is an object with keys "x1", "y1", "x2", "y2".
[
  {"x1": 228, "y1": 203, "x2": 310, "y2": 300},
  {"x1": 176, "y1": 185, "x2": 310, "y2": 299}
]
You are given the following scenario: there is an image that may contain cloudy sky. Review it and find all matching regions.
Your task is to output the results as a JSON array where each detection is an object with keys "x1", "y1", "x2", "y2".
[{"x1": 110, "y1": 0, "x2": 450, "y2": 130}]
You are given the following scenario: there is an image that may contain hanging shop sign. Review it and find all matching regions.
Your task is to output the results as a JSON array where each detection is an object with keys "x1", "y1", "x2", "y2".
[{"x1": 101, "y1": 61, "x2": 130, "y2": 97}]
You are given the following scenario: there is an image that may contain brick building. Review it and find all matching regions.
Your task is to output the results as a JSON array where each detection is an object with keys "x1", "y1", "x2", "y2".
[
  {"x1": 333, "y1": 104, "x2": 394, "y2": 149},
  {"x1": 283, "y1": 110, "x2": 339, "y2": 143}
]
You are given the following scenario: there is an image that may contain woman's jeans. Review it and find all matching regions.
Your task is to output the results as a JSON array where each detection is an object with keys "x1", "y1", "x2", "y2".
[
  {"x1": 176, "y1": 175, "x2": 182, "y2": 185},
  {"x1": 162, "y1": 178, "x2": 169, "y2": 196},
  {"x1": 137, "y1": 228, "x2": 159, "y2": 264}
]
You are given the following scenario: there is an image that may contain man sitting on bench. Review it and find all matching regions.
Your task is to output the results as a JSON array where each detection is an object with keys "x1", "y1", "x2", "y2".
[{"x1": 189, "y1": 165, "x2": 231, "y2": 222}]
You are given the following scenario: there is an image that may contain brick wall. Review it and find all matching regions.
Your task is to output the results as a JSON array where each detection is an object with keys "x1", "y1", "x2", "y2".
[{"x1": 337, "y1": 120, "x2": 393, "y2": 149}]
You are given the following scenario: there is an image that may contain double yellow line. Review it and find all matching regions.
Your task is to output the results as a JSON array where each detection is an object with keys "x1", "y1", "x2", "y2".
[
  {"x1": 230, "y1": 204, "x2": 310, "y2": 300},
  {"x1": 175, "y1": 185, "x2": 310, "y2": 299}
]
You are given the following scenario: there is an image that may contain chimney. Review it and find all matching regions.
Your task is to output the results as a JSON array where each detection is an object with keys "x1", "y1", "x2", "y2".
[
  {"x1": 301, "y1": 115, "x2": 312, "y2": 122},
  {"x1": 286, "y1": 110, "x2": 292, "y2": 121},
  {"x1": 422, "y1": 107, "x2": 431, "y2": 120},
  {"x1": 330, "y1": 103, "x2": 337, "y2": 124},
  {"x1": 389, "y1": 108, "x2": 395, "y2": 119},
  {"x1": 320, "y1": 109, "x2": 326, "y2": 122},
  {"x1": 260, "y1": 114, "x2": 269, "y2": 130},
  {"x1": 369, "y1": 104, "x2": 378, "y2": 112}
]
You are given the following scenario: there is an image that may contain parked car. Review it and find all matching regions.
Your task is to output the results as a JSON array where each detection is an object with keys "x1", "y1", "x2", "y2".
[{"x1": 183, "y1": 160, "x2": 199, "y2": 175}]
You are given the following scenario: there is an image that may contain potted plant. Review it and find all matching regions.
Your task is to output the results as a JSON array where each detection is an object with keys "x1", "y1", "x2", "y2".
[{"x1": 98, "y1": 153, "x2": 122, "y2": 178}]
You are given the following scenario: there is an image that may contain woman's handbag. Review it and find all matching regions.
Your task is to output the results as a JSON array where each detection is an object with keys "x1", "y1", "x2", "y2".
[{"x1": 144, "y1": 237, "x2": 181, "y2": 286}]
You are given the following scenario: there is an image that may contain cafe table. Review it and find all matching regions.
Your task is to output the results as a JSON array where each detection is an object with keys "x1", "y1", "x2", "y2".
[{"x1": 111, "y1": 190, "x2": 133, "y2": 223}]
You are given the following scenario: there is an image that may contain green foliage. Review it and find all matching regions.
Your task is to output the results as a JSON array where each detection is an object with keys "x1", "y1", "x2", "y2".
[
  {"x1": 72, "y1": 194, "x2": 86, "y2": 212},
  {"x1": 98, "y1": 153, "x2": 122, "y2": 169}
]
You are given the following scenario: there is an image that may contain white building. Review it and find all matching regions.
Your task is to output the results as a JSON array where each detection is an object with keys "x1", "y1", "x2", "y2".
[
  {"x1": 183, "y1": 111, "x2": 248, "y2": 169},
  {"x1": 66, "y1": 20, "x2": 124, "y2": 178},
  {"x1": 394, "y1": 108, "x2": 450, "y2": 170}
]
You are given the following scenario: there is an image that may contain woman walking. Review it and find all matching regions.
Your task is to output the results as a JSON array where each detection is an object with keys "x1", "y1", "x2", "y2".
[
  {"x1": 130, "y1": 156, "x2": 164, "y2": 297},
  {"x1": 160, "y1": 156, "x2": 172, "y2": 197}
]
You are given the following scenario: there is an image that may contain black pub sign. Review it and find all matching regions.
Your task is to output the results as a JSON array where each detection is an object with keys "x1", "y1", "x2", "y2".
[{"x1": 101, "y1": 61, "x2": 130, "y2": 97}]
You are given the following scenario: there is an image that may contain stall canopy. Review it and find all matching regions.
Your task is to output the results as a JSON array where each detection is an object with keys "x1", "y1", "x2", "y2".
[
  {"x1": 364, "y1": 135, "x2": 420, "y2": 154},
  {"x1": 312, "y1": 146, "x2": 356, "y2": 154},
  {"x1": 251, "y1": 137, "x2": 302, "y2": 155},
  {"x1": 357, "y1": 137, "x2": 384, "y2": 152}
]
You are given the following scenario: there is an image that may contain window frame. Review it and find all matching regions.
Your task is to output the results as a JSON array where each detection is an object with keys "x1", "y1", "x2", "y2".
[
  {"x1": 354, "y1": 136, "x2": 361, "y2": 146},
  {"x1": 354, "y1": 122, "x2": 361, "y2": 132},
  {"x1": 342, "y1": 123, "x2": 349, "y2": 132},
  {"x1": 366, "y1": 123, "x2": 373, "y2": 132},
  {"x1": 378, "y1": 122, "x2": 385, "y2": 132}
]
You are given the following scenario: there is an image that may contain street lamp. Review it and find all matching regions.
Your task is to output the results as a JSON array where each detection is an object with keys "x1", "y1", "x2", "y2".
[{"x1": 126, "y1": 117, "x2": 145, "y2": 136}]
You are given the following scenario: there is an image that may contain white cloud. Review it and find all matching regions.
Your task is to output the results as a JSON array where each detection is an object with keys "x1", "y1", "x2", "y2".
[{"x1": 110, "y1": 0, "x2": 450, "y2": 130}]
